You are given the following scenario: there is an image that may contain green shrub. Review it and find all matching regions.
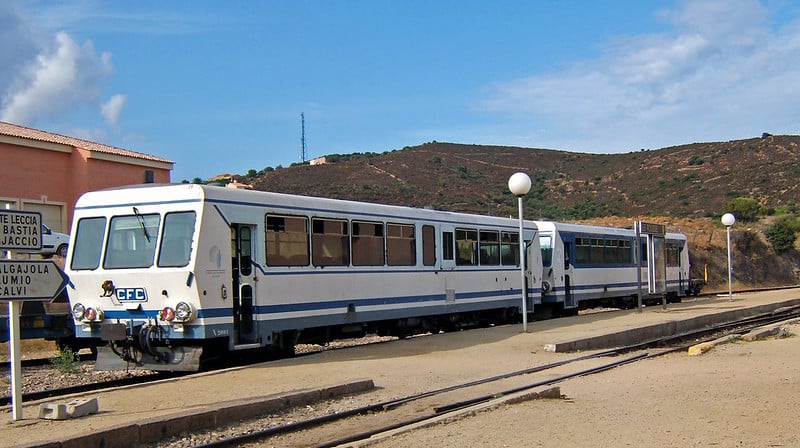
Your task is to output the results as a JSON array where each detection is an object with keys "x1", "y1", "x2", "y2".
[
  {"x1": 724, "y1": 197, "x2": 761, "y2": 222},
  {"x1": 51, "y1": 347, "x2": 81, "y2": 374},
  {"x1": 764, "y1": 216, "x2": 799, "y2": 252}
]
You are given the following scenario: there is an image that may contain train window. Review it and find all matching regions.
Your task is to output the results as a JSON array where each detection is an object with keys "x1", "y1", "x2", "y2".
[
  {"x1": 479, "y1": 230, "x2": 500, "y2": 265},
  {"x1": 590, "y1": 238, "x2": 603, "y2": 264},
  {"x1": 442, "y1": 231, "x2": 454, "y2": 261},
  {"x1": 387, "y1": 223, "x2": 415, "y2": 266},
  {"x1": 575, "y1": 237, "x2": 590, "y2": 264},
  {"x1": 70, "y1": 217, "x2": 106, "y2": 270},
  {"x1": 352, "y1": 221, "x2": 385, "y2": 266},
  {"x1": 619, "y1": 240, "x2": 632, "y2": 264},
  {"x1": 104, "y1": 213, "x2": 160, "y2": 269},
  {"x1": 158, "y1": 212, "x2": 196, "y2": 267},
  {"x1": 237, "y1": 226, "x2": 252, "y2": 276},
  {"x1": 422, "y1": 225, "x2": 436, "y2": 266},
  {"x1": 502, "y1": 232, "x2": 520, "y2": 266},
  {"x1": 538, "y1": 235, "x2": 552, "y2": 268},
  {"x1": 266, "y1": 215, "x2": 309, "y2": 266},
  {"x1": 604, "y1": 239, "x2": 619, "y2": 264},
  {"x1": 312, "y1": 218, "x2": 349, "y2": 266},
  {"x1": 455, "y1": 228, "x2": 478, "y2": 266},
  {"x1": 666, "y1": 243, "x2": 680, "y2": 267}
]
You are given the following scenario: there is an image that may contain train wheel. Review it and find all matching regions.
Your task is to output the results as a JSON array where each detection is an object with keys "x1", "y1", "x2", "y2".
[
  {"x1": 532, "y1": 303, "x2": 556, "y2": 320},
  {"x1": 273, "y1": 330, "x2": 298, "y2": 358}
]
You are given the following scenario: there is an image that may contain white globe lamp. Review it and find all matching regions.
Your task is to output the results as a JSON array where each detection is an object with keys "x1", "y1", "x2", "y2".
[
  {"x1": 721, "y1": 213, "x2": 735, "y2": 301},
  {"x1": 508, "y1": 172, "x2": 532, "y2": 332}
]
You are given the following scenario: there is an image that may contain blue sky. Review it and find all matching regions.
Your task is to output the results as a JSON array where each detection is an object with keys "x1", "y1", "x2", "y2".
[{"x1": 2, "y1": 1, "x2": 799, "y2": 182}]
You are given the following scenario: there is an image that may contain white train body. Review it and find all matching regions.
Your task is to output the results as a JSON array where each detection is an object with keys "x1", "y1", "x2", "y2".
[
  {"x1": 535, "y1": 221, "x2": 691, "y2": 311},
  {"x1": 65, "y1": 184, "x2": 541, "y2": 370},
  {"x1": 64, "y1": 184, "x2": 697, "y2": 371}
]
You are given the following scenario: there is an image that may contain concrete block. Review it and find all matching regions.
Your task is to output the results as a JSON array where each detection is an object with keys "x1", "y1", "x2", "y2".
[
  {"x1": 741, "y1": 326, "x2": 780, "y2": 341},
  {"x1": 688, "y1": 341, "x2": 715, "y2": 356},
  {"x1": 66, "y1": 397, "x2": 99, "y2": 418},
  {"x1": 38, "y1": 402, "x2": 69, "y2": 420},
  {"x1": 60, "y1": 423, "x2": 140, "y2": 448},
  {"x1": 38, "y1": 398, "x2": 99, "y2": 420},
  {"x1": 137, "y1": 409, "x2": 216, "y2": 444}
]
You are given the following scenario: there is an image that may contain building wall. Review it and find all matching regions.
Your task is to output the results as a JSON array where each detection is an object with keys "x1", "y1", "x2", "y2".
[{"x1": 0, "y1": 141, "x2": 171, "y2": 233}]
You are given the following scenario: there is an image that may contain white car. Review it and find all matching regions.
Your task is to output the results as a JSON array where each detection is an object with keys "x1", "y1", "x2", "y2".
[{"x1": 35, "y1": 224, "x2": 70, "y2": 258}]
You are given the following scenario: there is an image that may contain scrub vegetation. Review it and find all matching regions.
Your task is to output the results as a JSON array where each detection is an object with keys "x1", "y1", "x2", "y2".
[{"x1": 207, "y1": 135, "x2": 800, "y2": 290}]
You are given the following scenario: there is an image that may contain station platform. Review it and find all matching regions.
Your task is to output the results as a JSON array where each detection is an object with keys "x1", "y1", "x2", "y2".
[{"x1": 6, "y1": 287, "x2": 800, "y2": 448}]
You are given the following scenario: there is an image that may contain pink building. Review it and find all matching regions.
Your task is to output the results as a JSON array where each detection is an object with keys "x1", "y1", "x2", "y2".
[{"x1": 0, "y1": 121, "x2": 173, "y2": 233}]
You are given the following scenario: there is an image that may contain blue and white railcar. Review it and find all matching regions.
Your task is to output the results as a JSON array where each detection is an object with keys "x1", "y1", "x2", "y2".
[
  {"x1": 65, "y1": 184, "x2": 541, "y2": 371},
  {"x1": 535, "y1": 221, "x2": 691, "y2": 313}
]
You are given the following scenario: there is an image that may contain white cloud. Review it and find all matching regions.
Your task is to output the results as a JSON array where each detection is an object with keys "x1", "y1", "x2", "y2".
[
  {"x1": 479, "y1": 0, "x2": 800, "y2": 152},
  {"x1": 1, "y1": 31, "x2": 114, "y2": 126},
  {"x1": 101, "y1": 94, "x2": 127, "y2": 127}
]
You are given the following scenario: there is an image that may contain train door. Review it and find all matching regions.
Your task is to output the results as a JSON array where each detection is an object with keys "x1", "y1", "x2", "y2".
[
  {"x1": 563, "y1": 241, "x2": 575, "y2": 307},
  {"x1": 525, "y1": 229, "x2": 542, "y2": 307},
  {"x1": 439, "y1": 225, "x2": 456, "y2": 303},
  {"x1": 231, "y1": 224, "x2": 257, "y2": 345}
]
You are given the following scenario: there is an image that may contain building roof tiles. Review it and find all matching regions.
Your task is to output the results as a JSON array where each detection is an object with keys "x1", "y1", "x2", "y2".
[{"x1": 0, "y1": 121, "x2": 173, "y2": 164}]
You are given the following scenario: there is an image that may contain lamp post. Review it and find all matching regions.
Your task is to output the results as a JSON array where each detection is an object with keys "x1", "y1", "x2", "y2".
[
  {"x1": 508, "y1": 172, "x2": 532, "y2": 332},
  {"x1": 721, "y1": 213, "x2": 735, "y2": 302}
]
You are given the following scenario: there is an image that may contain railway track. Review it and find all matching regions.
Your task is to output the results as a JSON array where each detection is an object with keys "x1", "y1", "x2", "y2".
[
  {"x1": 150, "y1": 305, "x2": 800, "y2": 448},
  {"x1": 4, "y1": 298, "x2": 798, "y2": 417},
  {"x1": 0, "y1": 351, "x2": 95, "y2": 371},
  {"x1": 0, "y1": 370, "x2": 178, "y2": 407}
]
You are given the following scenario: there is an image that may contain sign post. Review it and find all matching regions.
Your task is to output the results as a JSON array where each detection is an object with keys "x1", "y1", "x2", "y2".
[
  {"x1": 635, "y1": 220, "x2": 667, "y2": 313},
  {"x1": 1, "y1": 208, "x2": 69, "y2": 420}
]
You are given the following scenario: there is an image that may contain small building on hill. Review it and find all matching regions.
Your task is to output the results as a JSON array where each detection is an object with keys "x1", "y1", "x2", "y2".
[{"x1": 0, "y1": 121, "x2": 173, "y2": 233}]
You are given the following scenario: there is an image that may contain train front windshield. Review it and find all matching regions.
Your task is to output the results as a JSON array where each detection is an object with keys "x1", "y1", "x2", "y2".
[{"x1": 70, "y1": 211, "x2": 197, "y2": 270}]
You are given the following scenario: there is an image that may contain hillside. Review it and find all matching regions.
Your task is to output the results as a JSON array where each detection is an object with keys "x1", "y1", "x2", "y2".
[
  {"x1": 221, "y1": 135, "x2": 800, "y2": 290},
  {"x1": 245, "y1": 135, "x2": 800, "y2": 219}
]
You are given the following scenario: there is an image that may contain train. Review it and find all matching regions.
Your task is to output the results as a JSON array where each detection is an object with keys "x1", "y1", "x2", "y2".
[{"x1": 60, "y1": 183, "x2": 700, "y2": 371}]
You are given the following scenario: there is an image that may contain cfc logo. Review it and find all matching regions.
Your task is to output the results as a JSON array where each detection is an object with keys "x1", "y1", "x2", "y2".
[{"x1": 116, "y1": 287, "x2": 148, "y2": 302}]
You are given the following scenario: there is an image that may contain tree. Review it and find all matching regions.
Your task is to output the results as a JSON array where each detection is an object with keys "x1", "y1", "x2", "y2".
[
  {"x1": 764, "y1": 216, "x2": 799, "y2": 252},
  {"x1": 724, "y1": 197, "x2": 761, "y2": 222}
]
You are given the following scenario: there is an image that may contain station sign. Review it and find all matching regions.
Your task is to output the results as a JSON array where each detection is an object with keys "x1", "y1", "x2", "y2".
[
  {"x1": 0, "y1": 210, "x2": 42, "y2": 251},
  {"x1": 637, "y1": 221, "x2": 666, "y2": 236},
  {"x1": 0, "y1": 260, "x2": 69, "y2": 301}
]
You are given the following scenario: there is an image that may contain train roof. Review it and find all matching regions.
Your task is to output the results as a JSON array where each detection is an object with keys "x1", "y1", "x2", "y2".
[
  {"x1": 534, "y1": 220, "x2": 686, "y2": 240},
  {"x1": 74, "y1": 183, "x2": 537, "y2": 230}
]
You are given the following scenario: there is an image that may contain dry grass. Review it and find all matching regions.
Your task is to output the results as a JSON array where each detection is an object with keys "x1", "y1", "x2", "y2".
[{"x1": 0, "y1": 339, "x2": 59, "y2": 362}]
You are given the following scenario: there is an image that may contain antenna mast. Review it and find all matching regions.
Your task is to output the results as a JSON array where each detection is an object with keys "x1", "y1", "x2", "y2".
[{"x1": 301, "y1": 112, "x2": 307, "y2": 163}]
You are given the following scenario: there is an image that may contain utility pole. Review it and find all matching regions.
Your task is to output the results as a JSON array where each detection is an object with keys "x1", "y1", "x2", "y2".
[{"x1": 301, "y1": 112, "x2": 307, "y2": 163}]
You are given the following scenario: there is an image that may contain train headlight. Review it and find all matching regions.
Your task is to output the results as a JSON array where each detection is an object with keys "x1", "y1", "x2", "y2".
[
  {"x1": 159, "y1": 307, "x2": 176, "y2": 322},
  {"x1": 72, "y1": 303, "x2": 86, "y2": 321},
  {"x1": 541, "y1": 281, "x2": 551, "y2": 293},
  {"x1": 175, "y1": 302, "x2": 195, "y2": 322},
  {"x1": 84, "y1": 307, "x2": 104, "y2": 322}
]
